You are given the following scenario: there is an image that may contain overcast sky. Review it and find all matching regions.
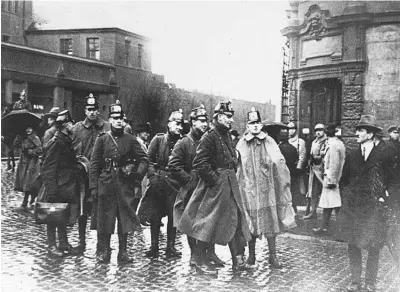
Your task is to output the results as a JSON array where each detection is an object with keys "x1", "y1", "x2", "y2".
[{"x1": 33, "y1": 1, "x2": 289, "y2": 108}]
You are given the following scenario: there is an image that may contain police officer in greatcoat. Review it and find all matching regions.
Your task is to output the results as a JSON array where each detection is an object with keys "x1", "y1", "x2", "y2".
[
  {"x1": 169, "y1": 105, "x2": 224, "y2": 270},
  {"x1": 71, "y1": 94, "x2": 110, "y2": 252},
  {"x1": 89, "y1": 102, "x2": 148, "y2": 263},
  {"x1": 138, "y1": 110, "x2": 183, "y2": 258}
]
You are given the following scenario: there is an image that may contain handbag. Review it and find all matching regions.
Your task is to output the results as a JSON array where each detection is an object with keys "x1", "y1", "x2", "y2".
[{"x1": 35, "y1": 202, "x2": 70, "y2": 225}]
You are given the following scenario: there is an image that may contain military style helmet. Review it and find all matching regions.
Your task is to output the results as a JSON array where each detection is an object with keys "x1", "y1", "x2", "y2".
[
  {"x1": 85, "y1": 93, "x2": 99, "y2": 110},
  {"x1": 247, "y1": 107, "x2": 261, "y2": 123},
  {"x1": 168, "y1": 109, "x2": 184, "y2": 124},
  {"x1": 190, "y1": 104, "x2": 208, "y2": 122},
  {"x1": 213, "y1": 101, "x2": 234, "y2": 118},
  {"x1": 109, "y1": 100, "x2": 124, "y2": 119}
]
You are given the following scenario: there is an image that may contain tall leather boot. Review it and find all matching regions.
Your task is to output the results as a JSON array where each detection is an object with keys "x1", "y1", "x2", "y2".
[
  {"x1": 166, "y1": 220, "x2": 181, "y2": 258},
  {"x1": 206, "y1": 243, "x2": 224, "y2": 267},
  {"x1": 97, "y1": 233, "x2": 112, "y2": 263},
  {"x1": 21, "y1": 192, "x2": 29, "y2": 207},
  {"x1": 193, "y1": 241, "x2": 217, "y2": 275},
  {"x1": 267, "y1": 236, "x2": 282, "y2": 269},
  {"x1": 76, "y1": 215, "x2": 87, "y2": 252},
  {"x1": 145, "y1": 222, "x2": 160, "y2": 258},
  {"x1": 47, "y1": 223, "x2": 63, "y2": 257},
  {"x1": 247, "y1": 235, "x2": 256, "y2": 265},
  {"x1": 229, "y1": 240, "x2": 252, "y2": 271},
  {"x1": 58, "y1": 225, "x2": 80, "y2": 256},
  {"x1": 118, "y1": 233, "x2": 133, "y2": 263},
  {"x1": 187, "y1": 236, "x2": 197, "y2": 266}
]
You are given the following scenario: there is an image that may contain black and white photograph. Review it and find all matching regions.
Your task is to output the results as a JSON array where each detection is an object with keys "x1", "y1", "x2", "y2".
[{"x1": 1, "y1": 1, "x2": 400, "y2": 291}]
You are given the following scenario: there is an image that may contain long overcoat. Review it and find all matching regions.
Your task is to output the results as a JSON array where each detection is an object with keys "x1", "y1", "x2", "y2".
[
  {"x1": 236, "y1": 132, "x2": 296, "y2": 237},
  {"x1": 336, "y1": 141, "x2": 393, "y2": 249},
  {"x1": 14, "y1": 133, "x2": 42, "y2": 192},
  {"x1": 318, "y1": 136, "x2": 346, "y2": 209},
  {"x1": 168, "y1": 130, "x2": 202, "y2": 227},
  {"x1": 178, "y1": 126, "x2": 252, "y2": 246},
  {"x1": 89, "y1": 130, "x2": 148, "y2": 234},
  {"x1": 41, "y1": 131, "x2": 80, "y2": 224},
  {"x1": 138, "y1": 133, "x2": 180, "y2": 223}
]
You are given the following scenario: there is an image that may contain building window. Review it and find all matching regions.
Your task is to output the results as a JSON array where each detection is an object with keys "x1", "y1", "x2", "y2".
[
  {"x1": 1, "y1": 1, "x2": 5, "y2": 11},
  {"x1": 87, "y1": 38, "x2": 100, "y2": 60},
  {"x1": 138, "y1": 44, "x2": 144, "y2": 69},
  {"x1": 124, "y1": 39, "x2": 131, "y2": 66},
  {"x1": 7, "y1": 1, "x2": 12, "y2": 11},
  {"x1": 14, "y1": 1, "x2": 18, "y2": 13},
  {"x1": 60, "y1": 38, "x2": 73, "y2": 55},
  {"x1": 2, "y1": 35, "x2": 10, "y2": 42}
]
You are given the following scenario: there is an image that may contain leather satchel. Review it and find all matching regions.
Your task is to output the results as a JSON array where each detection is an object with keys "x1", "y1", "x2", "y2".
[{"x1": 34, "y1": 202, "x2": 70, "y2": 225}]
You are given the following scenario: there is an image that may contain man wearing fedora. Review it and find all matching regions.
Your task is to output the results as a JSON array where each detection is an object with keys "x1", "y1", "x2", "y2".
[
  {"x1": 138, "y1": 110, "x2": 183, "y2": 258},
  {"x1": 43, "y1": 107, "x2": 61, "y2": 147},
  {"x1": 336, "y1": 115, "x2": 394, "y2": 292},
  {"x1": 71, "y1": 93, "x2": 110, "y2": 252},
  {"x1": 178, "y1": 102, "x2": 252, "y2": 273}
]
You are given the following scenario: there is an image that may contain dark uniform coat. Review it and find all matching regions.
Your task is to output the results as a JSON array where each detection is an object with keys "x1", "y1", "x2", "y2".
[
  {"x1": 14, "y1": 133, "x2": 42, "y2": 192},
  {"x1": 138, "y1": 133, "x2": 181, "y2": 223},
  {"x1": 43, "y1": 125, "x2": 58, "y2": 148},
  {"x1": 41, "y1": 131, "x2": 79, "y2": 204},
  {"x1": 89, "y1": 130, "x2": 148, "y2": 234},
  {"x1": 178, "y1": 125, "x2": 252, "y2": 246},
  {"x1": 169, "y1": 130, "x2": 202, "y2": 227},
  {"x1": 336, "y1": 141, "x2": 394, "y2": 249}
]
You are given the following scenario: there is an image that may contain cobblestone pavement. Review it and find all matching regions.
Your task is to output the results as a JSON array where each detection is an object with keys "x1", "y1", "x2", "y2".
[{"x1": 1, "y1": 162, "x2": 400, "y2": 292}]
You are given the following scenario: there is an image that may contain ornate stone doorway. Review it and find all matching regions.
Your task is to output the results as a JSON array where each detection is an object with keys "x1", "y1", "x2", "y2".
[{"x1": 299, "y1": 78, "x2": 342, "y2": 136}]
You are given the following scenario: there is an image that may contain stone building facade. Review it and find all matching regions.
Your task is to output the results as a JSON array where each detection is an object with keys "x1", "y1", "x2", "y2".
[{"x1": 281, "y1": 1, "x2": 400, "y2": 146}]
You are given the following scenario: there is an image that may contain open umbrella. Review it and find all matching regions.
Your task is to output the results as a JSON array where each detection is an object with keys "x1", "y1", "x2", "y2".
[
  {"x1": 1, "y1": 109, "x2": 42, "y2": 136},
  {"x1": 262, "y1": 120, "x2": 289, "y2": 143}
]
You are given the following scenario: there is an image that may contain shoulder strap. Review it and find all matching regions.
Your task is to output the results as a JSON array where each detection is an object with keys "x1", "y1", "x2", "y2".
[{"x1": 106, "y1": 131, "x2": 121, "y2": 155}]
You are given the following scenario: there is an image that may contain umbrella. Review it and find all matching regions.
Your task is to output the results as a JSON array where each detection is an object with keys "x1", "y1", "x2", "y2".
[
  {"x1": 1, "y1": 109, "x2": 42, "y2": 136},
  {"x1": 262, "y1": 120, "x2": 289, "y2": 130}
]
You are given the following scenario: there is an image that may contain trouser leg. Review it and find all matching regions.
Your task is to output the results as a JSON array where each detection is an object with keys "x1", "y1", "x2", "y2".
[
  {"x1": 22, "y1": 192, "x2": 30, "y2": 207},
  {"x1": 166, "y1": 214, "x2": 181, "y2": 257},
  {"x1": 365, "y1": 247, "x2": 380, "y2": 286},
  {"x1": 320, "y1": 208, "x2": 333, "y2": 229},
  {"x1": 267, "y1": 235, "x2": 282, "y2": 268},
  {"x1": 77, "y1": 215, "x2": 88, "y2": 250},
  {"x1": 206, "y1": 242, "x2": 225, "y2": 266},
  {"x1": 247, "y1": 235, "x2": 257, "y2": 265},
  {"x1": 348, "y1": 244, "x2": 362, "y2": 284},
  {"x1": 145, "y1": 220, "x2": 160, "y2": 258},
  {"x1": 47, "y1": 222, "x2": 57, "y2": 247}
]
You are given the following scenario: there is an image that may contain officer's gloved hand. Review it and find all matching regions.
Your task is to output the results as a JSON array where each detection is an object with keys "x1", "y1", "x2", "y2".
[{"x1": 90, "y1": 189, "x2": 98, "y2": 202}]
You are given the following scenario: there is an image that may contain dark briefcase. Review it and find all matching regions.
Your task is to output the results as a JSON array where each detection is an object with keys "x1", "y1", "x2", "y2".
[{"x1": 34, "y1": 202, "x2": 70, "y2": 225}]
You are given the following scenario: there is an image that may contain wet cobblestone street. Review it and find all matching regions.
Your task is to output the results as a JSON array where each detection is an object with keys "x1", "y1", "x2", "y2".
[{"x1": 1, "y1": 162, "x2": 400, "y2": 292}]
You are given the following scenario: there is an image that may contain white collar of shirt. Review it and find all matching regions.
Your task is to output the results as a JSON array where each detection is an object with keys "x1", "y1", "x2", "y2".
[{"x1": 361, "y1": 140, "x2": 374, "y2": 161}]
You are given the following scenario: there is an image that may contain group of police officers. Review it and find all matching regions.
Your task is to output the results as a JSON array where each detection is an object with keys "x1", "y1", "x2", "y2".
[{"x1": 36, "y1": 92, "x2": 400, "y2": 289}]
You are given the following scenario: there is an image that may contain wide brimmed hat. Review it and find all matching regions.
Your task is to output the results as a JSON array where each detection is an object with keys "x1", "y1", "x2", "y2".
[
  {"x1": 136, "y1": 122, "x2": 151, "y2": 133},
  {"x1": 44, "y1": 107, "x2": 61, "y2": 119},
  {"x1": 356, "y1": 115, "x2": 382, "y2": 132}
]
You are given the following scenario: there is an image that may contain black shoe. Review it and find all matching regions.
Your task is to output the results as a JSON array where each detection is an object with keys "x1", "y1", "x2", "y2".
[
  {"x1": 206, "y1": 251, "x2": 225, "y2": 267},
  {"x1": 117, "y1": 251, "x2": 133, "y2": 263},
  {"x1": 97, "y1": 250, "x2": 111, "y2": 263},
  {"x1": 363, "y1": 283, "x2": 376, "y2": 292},
  {"x1": 268, "y1": 254, "x2": 283, "y2": 269},
  {"x1": 312, "y1": 228, "x2": 328, "y2": 235},
  {"x1": 75, "y1": 242, "x2": 86, "y2": 253},
  {"x1": 166, "y1": 245, "x2": 182, "y2": 258},
  {"x1": 48, "y1": 246, "x2": 63, "y2": 257},
  {"x1": 144, "y1": 246, "x2": 159, "y2": 258},
  {"x1": 246, "y1": 254, "x2": 256, "y2": 265},
  {"x1": 303, "y1": 213, "x2": 317, "y2": 220},
  {"x1": 59, "y1": 244, "x2": 81, "y2": 256},
  {"x1": 189, "y1": 254, "x2": 196, "y2": 267},
  {"x1": 232, "y1": 262, "x2": 254, "y2": 272}
]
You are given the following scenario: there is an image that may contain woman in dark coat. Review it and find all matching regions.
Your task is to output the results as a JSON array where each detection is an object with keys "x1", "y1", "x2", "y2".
[
  {"x1": 14, "y1": 125, "x2": 42, "y2": 208},
  {"x1": 336, "y1": 115, "x2": 394, "y2": 292}
]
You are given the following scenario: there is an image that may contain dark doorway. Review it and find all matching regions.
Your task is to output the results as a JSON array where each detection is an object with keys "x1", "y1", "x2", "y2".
[{"x1": 299, "y1": 78, "x2": 342, "y2": 137}]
